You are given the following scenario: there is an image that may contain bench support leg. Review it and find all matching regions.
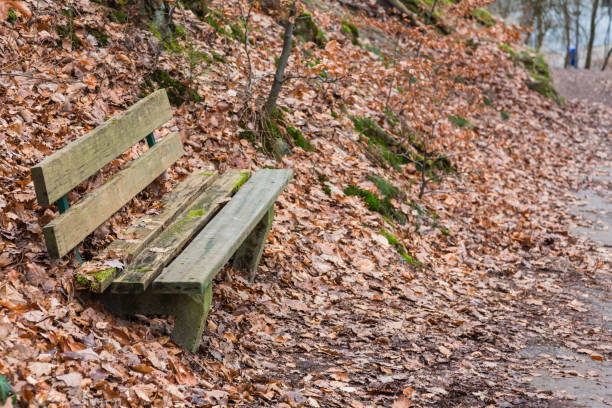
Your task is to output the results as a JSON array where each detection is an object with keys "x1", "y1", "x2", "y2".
[
  {"x1": 233, "y1": 207, "x2": 274, "y2": 282},
  {"x1": 96, "y1": 284, "x2": 213, "y2": 352},
  {"x1": 171, "y1": 284, "x2": 212, "y2": 352}
]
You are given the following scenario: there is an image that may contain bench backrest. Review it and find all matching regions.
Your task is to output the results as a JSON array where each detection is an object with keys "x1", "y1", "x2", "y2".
[{"x1": 31, "y1": 89, "x2": 184, "y2": 259}]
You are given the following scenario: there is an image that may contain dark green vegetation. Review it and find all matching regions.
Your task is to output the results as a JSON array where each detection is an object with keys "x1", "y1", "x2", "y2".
[
  {"x1": 88, "y1": 26, "x2": 110, "y2": 46},
  {"x1": 499, "y1": 43, "x2": 562, "y2": 104},
  {"x1": 317, "y1": 172, "x2": 332, "y2": 196},
  {"x1": 149, "y1": 23, "x2": 183, "y2": 53},
  {"x1": 341, "y1": 18, "x2": 360, "y2": 45},
  {"x1": 501, "y1": 110, "x2": 510, "y2": 120},
  {"x1": 380, "y1": 229, "x2": 419, "y2": 264},
  {"x1": 57, "y1": 7, "x2": 110, "y2": 49},
  {"x1": 351, "y1": 116, "x2": 410, "y2": 172},
  {"x1": 448, "y1": 115, "x2": 474, "y2": 129},
  {"x1": 205, "y1": 9, "x2": 248, "y2": 43},
  {"x1": 144, "y1": 69, "x2": 201, "y2": 106},
  {"x1": 344, "y1": 175, "x2": 407, "y2": 225},
  {"x1": 287, "y1": 126, "x2": 314, "y2": 152},
  {"x1": 0, "y1": 374, "x2": 15, "y2": 404},
  {"x1": 56, "y1": 8, "x2": 81, "y2": 49},
  {"x1": 295, "y1": 12, "x2": 326, "y2": 47},
  {"x1": 7, "y1": 9, "x2": 16, "y2": 23},
  {"x1": 471, "y1": 8, "x2": 495, "y2": 27},
  {"x1": 367, "y1": 174, "x2": 403, "y2": 200}
]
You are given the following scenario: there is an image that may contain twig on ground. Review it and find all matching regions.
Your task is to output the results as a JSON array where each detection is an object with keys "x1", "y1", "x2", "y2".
[{"x1": 0, "y1": 72, "x2": 59, "y2": 82}]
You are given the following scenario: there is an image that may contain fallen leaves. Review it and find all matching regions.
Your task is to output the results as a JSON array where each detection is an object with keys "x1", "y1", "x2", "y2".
[
  {"x1": 0, "y1": 0, "x2": 610, "y2": 406},
  {"x1": 0, "y1": 0, "x2": 30, "y2": 20}
]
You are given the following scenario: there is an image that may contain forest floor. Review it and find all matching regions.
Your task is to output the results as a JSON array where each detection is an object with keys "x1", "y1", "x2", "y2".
[{"x1": 1, "y1": 0, "x2": 612, "y2": 407}]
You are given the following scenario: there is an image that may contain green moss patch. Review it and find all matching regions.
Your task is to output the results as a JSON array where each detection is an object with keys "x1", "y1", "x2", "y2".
[
  {"x1": 75, "y1": 267, "x2": 116, "y2": 292},
  {"x1": 380, "y1": 229, "x2": 420, "y2": 264},
  {"x1": 499, "y1": 44, "x2": 562, "y2": 104},
  {"x1": 88, "y1": 26, "x2": 110, "y2": 46},
  {"x1": 351, "y1": 116, "x2": 410, "y2": 172},
  {"x1": 144, "y1": 69, "x2": 201, "y2": 106},
  {"x1": 233, "y1": 171, "x2": 251, "y2": 193},
  {"x1": 448, "y1": 115, "x2": 474, "y2": 129},
  {"x1": 341, "y1": 18, "x2": 360, "y2": 45},
  {"x1": 56, "y1": 8, "x2": 82, "y2": 49},
  {"x1": 287, "y1": 126, "x2": 314, "y2": 152},
  {"x1": 205, "y1": 9, "x2": 249, "y2": 43},
  {"x1": 471, "y1": 8, "x2": 495, "y2": 27},
  {"x1": 367, "y1": 174, "x2": 403, "y2": 200},
  {"x1": 7, "y1": 9, "x2": 17, "y2": 23},
  {"x1": 344, "y1": 184, "x2": 406, "y2": 224}
]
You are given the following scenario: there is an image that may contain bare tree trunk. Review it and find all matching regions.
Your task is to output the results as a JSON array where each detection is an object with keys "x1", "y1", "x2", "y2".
[
  {"x1": 603, "y1": 46, "x2": 612, "y2": 70},
  {"x1": 585, "y1": 0, "x2": 600, "y2": 68},
  {"x1": 574, "y1": 0, "x2": 581, "y2": 65},
  {"x1": 534, "y1": 0, "x2": 545, "y2": 51},
  {"x1": 563, "y1": 0, "x2": 572, "y2": 67},
  {"x1": 264, "y1": 1, "x2": 296, "y2": 116}
]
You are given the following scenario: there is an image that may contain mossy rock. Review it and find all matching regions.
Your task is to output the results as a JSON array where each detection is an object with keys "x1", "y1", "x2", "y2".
[
  {"x1": 295, "y1": 12, "x2": 326, "y2": 48},
  {"x1": 499, "y1": 44, "x2": 562, "y2": 104},
  {"x1": 183, "y1": 0, "x2": 209, "y2": 18},
  {"x1": 341, "y1": 18, "x2": 360, "y2": 45},
  {"x1": 400, "y1": 0, "x2": 451, "y2": 33},
  {"x1": 471, "y1": 8, "x2": 495, "y2": 27}
]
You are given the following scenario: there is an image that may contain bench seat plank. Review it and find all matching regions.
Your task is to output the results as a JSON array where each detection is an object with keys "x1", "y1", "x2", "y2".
[
  {"x1": 98, "y1": 169, "x2": 218, "y2": 262},
  {"x1": 152, "y1": 169, "x2": 293, "y2": 294},
  {"x1": 110, "y1": 169, "x2": 249, "y2": 294},
  {"x1": 43, "y1": 133, "x2": 184, "y2": 258},
  {"x1": 75, "y1": 169, "x2": 218, "y2": 293},
  {"x1": 31, "y1": 90, "x2": 172, "y2": 206}
]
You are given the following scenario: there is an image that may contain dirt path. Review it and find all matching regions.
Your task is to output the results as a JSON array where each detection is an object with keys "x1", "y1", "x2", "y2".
[
  {"x1": 519, "y1": 70, "x2": 612, "y2": 407},
  {"x1": 552, "y1": 69, "x2": 612, "y2": 107}
]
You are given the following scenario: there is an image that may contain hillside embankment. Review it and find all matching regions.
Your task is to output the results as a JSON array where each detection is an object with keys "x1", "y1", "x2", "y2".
[{"x1": 0, "y1": 0, "x2": 611, "y2": 406}]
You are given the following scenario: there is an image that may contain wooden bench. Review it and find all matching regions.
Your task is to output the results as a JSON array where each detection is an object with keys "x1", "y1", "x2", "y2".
[{"x1": 31, "y1": 89, "x2": 292, "y2": 351}]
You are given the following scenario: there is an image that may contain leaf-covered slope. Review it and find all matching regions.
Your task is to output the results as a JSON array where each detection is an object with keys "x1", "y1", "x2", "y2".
[{"x1": 0, "y1": 0, "x2": 610, "y2": 406}]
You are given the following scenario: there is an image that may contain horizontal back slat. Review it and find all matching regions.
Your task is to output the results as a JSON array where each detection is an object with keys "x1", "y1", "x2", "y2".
[
  {"x1": 153, "y1": 169, "x2": 293, "y2": 294},
  {"x1": 43, "y1": 133, "x2": 184, "y2": 258},
  {"x1": 31, "y1": 90, "x2": 172, "y2": 206}
]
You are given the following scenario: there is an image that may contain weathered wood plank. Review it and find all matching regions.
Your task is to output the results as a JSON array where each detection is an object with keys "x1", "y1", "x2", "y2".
[
  {"x1": 31, "y1": 90, "x2": 172, "y2": 206},
  {"x1": 98, "y1": 169, "x2": 218, "y2": 262},
  {"x1": 43, "y1": 133, "x2": 184, "y2": 259},
  {"x1": 152, "y1": 169, "x2": 293, "y2": 294},
  {"x1": 75, "y1": 169, "x2": 218, "y2": 293},
  {"x1": 110, "y1": 170, "x2": 249, "y2": 294}
]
